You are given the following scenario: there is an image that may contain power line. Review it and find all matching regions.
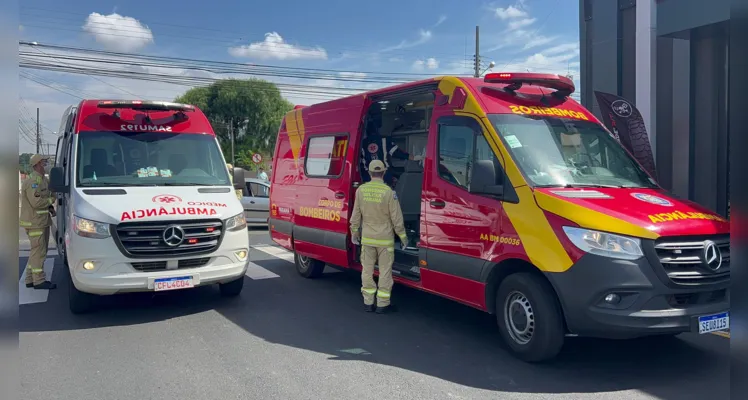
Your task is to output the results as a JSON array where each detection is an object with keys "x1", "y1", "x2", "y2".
[
  {"x1": 19, "y1": 41, "x2": 444, "y2": 79},
  {"x1": 27, "y1": 42, "x2": 139, "y2": 97}
]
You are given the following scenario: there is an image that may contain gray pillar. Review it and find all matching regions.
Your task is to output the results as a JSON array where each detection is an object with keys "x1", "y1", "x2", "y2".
[
  {"x1": 655, "y1": 37, "x2": 673, "y2": 190},
  {"x1": 670, "y1": 39, "x2": 691, "y2": 198},
  {"x1": 689, "y1": 26, "x2": 728, "y2": 213}
]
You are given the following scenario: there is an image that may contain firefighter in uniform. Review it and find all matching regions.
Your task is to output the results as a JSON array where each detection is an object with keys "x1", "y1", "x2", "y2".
[
  {"x1": 20, "y1": 154, "x2": 57, "y2": 289},
  {"x1": 350, "y1": 160, "x2": 408, "y2": 314},
  {"x1": 227, "y1": 163, "x2": 243, "y2": 200}
]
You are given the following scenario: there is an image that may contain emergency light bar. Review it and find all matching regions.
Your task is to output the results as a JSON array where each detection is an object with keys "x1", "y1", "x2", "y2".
[
  {"x1": 97, "y1": 100, "x2": 196, "y2": 112},
  {"x1": 293, "y1": 105, "x2": 306, "y2": 110},
  {"x1": 484, "y1": 73, "x2": 575, "y2": 97}
]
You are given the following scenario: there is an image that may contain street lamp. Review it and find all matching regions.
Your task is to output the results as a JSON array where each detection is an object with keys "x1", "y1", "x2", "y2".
[{"x1": 480, "y1": 61, "x2": 496, "y2": 76}]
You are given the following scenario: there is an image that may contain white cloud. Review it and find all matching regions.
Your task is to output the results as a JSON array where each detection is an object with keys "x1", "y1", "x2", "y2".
[
  {"x1": 338, "y1": 72, "x2": 367, "y2": 79},
  {"x1": 494, "y1": 46, "x2": 581, "y2": 92},
  {"x1": 380, "y1": 28, "x2": 433, "y2": 52},
  {"x1": 412, "y1": 57, "x2": 439, "y2": 71},
  {"x1": 495, "y1": 5, "x2": 528, "y2": 19},
  {"x1": 508, "y1": 18, "x2": 536, "y2": 30},
  {"x1": 541, "y1": 42, "x2": 580, "y2": 55},
  {"x1": 434, "y1": 15, "x2": 447, "y2": 27},
  {"x1": 228, "y1": 32, "x2": 328, "y2": 61},
  {"x1": 82, "y1": 12, "x2": 154, "y2": 52}
]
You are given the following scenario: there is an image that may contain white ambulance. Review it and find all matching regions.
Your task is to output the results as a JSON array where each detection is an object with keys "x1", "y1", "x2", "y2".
[{"x1": 49, "y1": 100, "x2": 250, "y2": 313}]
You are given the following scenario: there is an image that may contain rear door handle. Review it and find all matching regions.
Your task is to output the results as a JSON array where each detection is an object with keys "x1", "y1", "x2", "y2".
[
  {"x1": 250, "y1": 200, "x2": 255, "y2": 204},
  {"x1": 335, "y1": 192, "x2": 345, "y2": 199},
  {"x1": 429, "y1": 199, "x2": 446, "y2": 208}
]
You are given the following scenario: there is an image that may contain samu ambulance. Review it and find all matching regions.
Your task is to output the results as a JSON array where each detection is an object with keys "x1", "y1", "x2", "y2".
[
  {"x1": 268, "y1": 73, "x2": 730, "y2": 362},
  {"x1": 49, "y1": 100, "x2": 250, "y2": 314}
]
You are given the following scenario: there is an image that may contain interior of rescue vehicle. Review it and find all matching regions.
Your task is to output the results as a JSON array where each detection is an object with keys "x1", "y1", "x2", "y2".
[{"x1": 354, "y1": 85, "x2": 500, "y2": 280}]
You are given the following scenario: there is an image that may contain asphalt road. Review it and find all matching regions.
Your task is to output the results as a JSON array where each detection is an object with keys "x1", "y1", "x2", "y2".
[{"x1": 19, "y1": 227, "x2": 729, "y2": 400}]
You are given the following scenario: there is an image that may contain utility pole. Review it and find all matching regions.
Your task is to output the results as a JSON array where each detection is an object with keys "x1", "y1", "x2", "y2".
[
  {"x1": 36, "y1": 108, "x2": 40, "y2": 154},
  {"x1": 229, "y1": 119, "x2": 235, "y2": 166},
  {"x1": 474, "y1": 26, "x2": 480, "y2": 78}
]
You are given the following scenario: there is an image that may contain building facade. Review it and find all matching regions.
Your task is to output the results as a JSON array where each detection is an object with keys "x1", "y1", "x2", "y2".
[{"x1": 580, "y1": 0, "x2": 730, "y2": 217}]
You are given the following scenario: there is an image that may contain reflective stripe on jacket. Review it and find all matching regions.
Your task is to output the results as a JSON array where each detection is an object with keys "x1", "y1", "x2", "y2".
[
  {"x1": 349, "y1": 178, "x2": 408, "y2": 248},
  {"x1": 19, "y1": 171, "x2": 54, "y2": 229}
]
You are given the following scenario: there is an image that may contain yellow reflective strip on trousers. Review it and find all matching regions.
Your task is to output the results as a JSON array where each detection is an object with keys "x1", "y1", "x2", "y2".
[
  {"x1": 19, "y1": 221, "x2": 32, "y2": 227},
  {"x1": 28, "y1": 230, "x2": 43, "y2": 237},
  {"x1": 36, "y1": 210, "x2": 49, "y2": 214},
  {"x1": 30, "y1": 268, "x2": 43, "y2": 273},
  {"x1": 361, "y1": 288, "x2": 377, "y2": 294},
  {"x1": 376, "y1": 290, "x2": 391, "y2": 298},
  {"x1": 361, "y1": 237, "x2": 394, "y2": 247}
]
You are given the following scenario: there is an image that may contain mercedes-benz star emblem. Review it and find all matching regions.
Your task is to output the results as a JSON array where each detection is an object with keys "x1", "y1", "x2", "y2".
[
  {"x1": 163, "y1": 225, "x2": 185, "y2": 247},
  {"x1": 703, "y1": 240, "x2": 722, "y2": 271}
]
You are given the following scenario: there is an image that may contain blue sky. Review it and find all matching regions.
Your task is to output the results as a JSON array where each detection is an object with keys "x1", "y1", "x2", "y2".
[{"x1": 18, "y1": 0, "x2": 581, "y2": 153}]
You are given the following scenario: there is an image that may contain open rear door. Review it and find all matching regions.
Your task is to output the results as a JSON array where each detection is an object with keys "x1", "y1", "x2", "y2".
[{"x1": 287, "y1": 95, "x2": 371, "y2": 268}]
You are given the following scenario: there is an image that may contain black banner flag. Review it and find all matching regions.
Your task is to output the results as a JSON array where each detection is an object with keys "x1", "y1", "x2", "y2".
[{"x1": 594, "y1": 91, "x2": 657, "y2": 179}]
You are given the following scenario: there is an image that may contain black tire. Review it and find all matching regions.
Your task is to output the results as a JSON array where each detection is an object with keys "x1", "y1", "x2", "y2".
[
  {"x1": 219, "y1": 276, "x2": 245, "y2": 297},
  {"x1": 294, "y1": 251, "x2": 325, "y2": 279},
  {"x1": 68, "y1": 270, "x2": 96, "y2": 314},
  {"x1": 496, "y1": 273, "x2": 565, "y2": 363},
  {"x1": 59, "y1": 241, "x2": 69, "y2": 268}
]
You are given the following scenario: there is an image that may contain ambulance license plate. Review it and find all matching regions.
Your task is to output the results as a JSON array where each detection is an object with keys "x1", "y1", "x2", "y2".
[
  {"x1": 698, "y1": 311, "x2": 729, "y2": 334},
  {"x1": 154, "y1": 276, "x2": 194, "y2": 292}
]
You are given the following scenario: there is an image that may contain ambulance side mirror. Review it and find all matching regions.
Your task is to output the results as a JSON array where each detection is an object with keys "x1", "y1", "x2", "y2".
[
  {"x1": 469, "y1": 160, "x2": 520, "y2": 203},
  {"x1": 49, "y1": 166, "x2": 67, "y2": 193},
  {"x1": 470, "y1": 160, "x2": 505, "y2": 197},
  {"x1": 232, "y1": 167, "x2": 246, "y2": 191}
]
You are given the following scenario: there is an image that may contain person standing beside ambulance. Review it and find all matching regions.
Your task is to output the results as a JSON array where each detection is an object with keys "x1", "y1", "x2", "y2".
[
  {"x1": 20, "y1": 154, "x2": 57, "y2": 289},
  {"x1": 350, "y1": 160, "x2": 408, "y2": 314}
]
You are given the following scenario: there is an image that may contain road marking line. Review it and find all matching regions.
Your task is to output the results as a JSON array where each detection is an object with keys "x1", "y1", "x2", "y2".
[
  {"x1": 252, "y1": 245, "x2": 295, "y2": 262},
  {"x1": 245, "y1": 262, "x2": 280, "y2": 280},
  {"x1": 711, "y1": 331, "x2": 730, "y2": 338},
  {"x1": 339, "y1": 348, "x2": 371, "y2": 355},
  {"x1": 251, "y1": 244, "x2": 341, "y2": 273},
  {"x1": 19, "y1": 255, "x2": 55, "y2": 305},
  {"x1": 19, "y1": 250, "x2": 58, "y2": 257}
]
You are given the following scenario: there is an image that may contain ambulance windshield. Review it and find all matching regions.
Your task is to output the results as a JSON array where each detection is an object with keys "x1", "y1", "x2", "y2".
[
  {"x1": 75, "y1": 131, "x2": 230, "y2": 187},
  {"x1": 488, "y1": 114, "x2": 658, "y2": 188}
]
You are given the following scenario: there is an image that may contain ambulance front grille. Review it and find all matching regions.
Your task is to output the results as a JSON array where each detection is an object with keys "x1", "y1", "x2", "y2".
[
  {"x1": 112, "y1": 219, "x2": 224, "y2": 258},
  {"x1": 653, "y1": 235, "x2": 730, "y2": 286},
  {"x1": 131, "y1": 257, "x2": 211, "y2": 272}
]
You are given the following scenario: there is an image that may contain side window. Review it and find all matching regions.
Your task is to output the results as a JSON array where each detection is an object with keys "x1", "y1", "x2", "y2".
[
  {"x1": 250, "y1": 182, "x2": 269, "y2": 198},
  {"x1": 54, "y1": 136, "x2": 63, "y2": 167},
  {"x1": 437, "y1": 117, "x2": 503, "y2": 190},
  {"x1": 304, "y1": 134, "x2": 348, "y2": 178}
]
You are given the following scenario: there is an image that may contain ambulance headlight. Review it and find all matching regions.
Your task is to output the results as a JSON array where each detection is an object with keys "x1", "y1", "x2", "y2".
[
  {"x1": 73, "y1": 215, "x2": 110, "y2": 239},
  {"x1": 224, "y1": 213, "x2": 247, "y2": 231},
  {"x1": 562, "y1": 227, "x2": 643, "y2": 260}
]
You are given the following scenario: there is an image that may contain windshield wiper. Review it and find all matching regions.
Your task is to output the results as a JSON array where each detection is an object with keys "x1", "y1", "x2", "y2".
[{"x1": 161, "y1": 182, "x2": 222, "y2": 186}]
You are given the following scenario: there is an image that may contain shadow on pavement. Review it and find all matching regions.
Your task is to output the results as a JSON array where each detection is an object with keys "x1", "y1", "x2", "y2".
[{"x1": 22, "y1": 256, "x2": 729, "y2": 398}]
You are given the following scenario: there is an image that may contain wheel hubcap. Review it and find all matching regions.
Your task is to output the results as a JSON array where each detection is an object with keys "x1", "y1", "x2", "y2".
[
  {"x1": 298, "y1": 255, "x2": 309, "y2": 269},
  {"x1": 504, "y1": 291, "x2": 535, "y2": 345}
]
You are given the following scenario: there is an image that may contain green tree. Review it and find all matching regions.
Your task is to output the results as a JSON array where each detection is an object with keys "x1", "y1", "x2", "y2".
[{"x1": 174, "y1": 78, "x2": 293, "y2": 168}]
